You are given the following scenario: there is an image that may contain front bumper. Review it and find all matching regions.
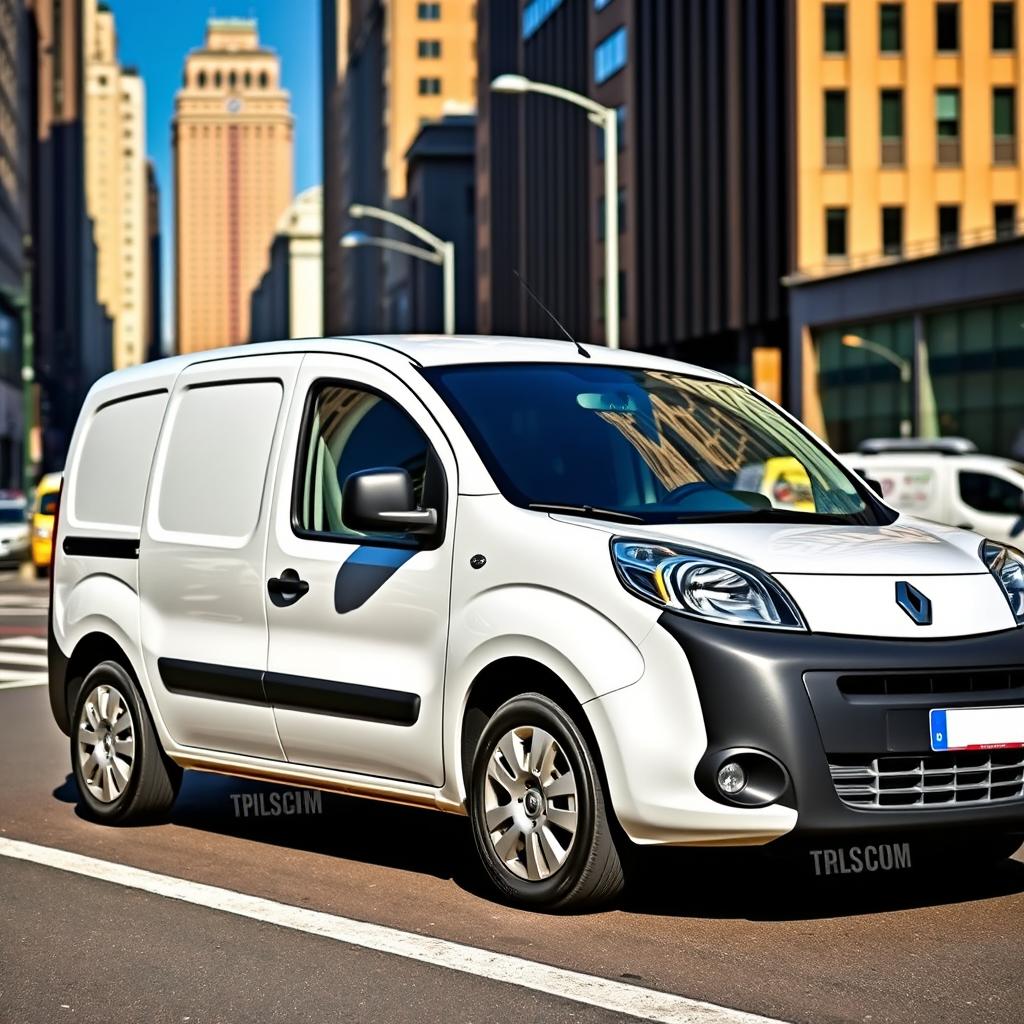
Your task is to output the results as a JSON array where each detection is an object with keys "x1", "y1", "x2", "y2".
[{"x1": 659, "y1": 612, "x2": 1024, "y2": 842}]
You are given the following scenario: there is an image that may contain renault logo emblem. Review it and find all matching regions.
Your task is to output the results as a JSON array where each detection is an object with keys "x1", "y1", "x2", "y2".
[{"x1": 895, "y1": 581, "x2": 932, "y2": 625}]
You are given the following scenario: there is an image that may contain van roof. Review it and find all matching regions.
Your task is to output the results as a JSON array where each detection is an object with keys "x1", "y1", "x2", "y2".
[{"x1": 90, "y1": 335, "x2": 736, "y2": 393}]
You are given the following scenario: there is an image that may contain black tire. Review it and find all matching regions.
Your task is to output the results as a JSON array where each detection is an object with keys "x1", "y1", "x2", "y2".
[
  {"x1": 34, "y1": 563, "x2": 48, "y2": 580},
  {"x1": 468, "y1": 692, "x2": 625, "y2": 911},
  {"x1": 71, "y1": 660, "x2": 181, "y2": 824}
]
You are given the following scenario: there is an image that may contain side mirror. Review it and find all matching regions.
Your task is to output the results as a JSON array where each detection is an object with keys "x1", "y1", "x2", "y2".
[
  {"x1": 341, "y1": 468, "x2": 438, "y2": 536},
  {"x1": 864, "y1": 477, "x2": 884, "y2": 498}
]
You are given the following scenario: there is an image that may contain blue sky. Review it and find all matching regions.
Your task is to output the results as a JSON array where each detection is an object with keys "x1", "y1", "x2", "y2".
[{"x1": 108, "y1": 1, "x2": 322, "y2": 346}]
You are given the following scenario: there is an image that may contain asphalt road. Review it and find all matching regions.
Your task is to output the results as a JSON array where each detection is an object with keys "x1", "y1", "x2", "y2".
[{"x1": 0, "y1": 572, "x2": 1022, "y2": 1024}]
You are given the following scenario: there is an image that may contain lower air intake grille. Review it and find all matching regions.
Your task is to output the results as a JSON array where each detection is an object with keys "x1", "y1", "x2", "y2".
[{"x1": 829, "y1": 751, "x2": 1024, "y2": 809}]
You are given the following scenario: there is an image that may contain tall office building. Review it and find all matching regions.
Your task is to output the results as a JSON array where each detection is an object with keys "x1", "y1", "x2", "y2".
[
  {"x1": 84, "y1": 0, "x2": 147, "y2": 370},
  {"x1": 321, "y1": 0, "x2": 348, "y2": 335},
  {"x1": 478, "y1": 0, "x2": 791, "y2": 394},
  {"x1": 26, "y1": 0, "x2": 113, "y2": 470},
  {"x1": 326, "y1": 0, "x2": 477, "y2": 333},
  {"x1": 145, "y1": 159, "x2": 161, "y2": 361},
  {"x1": 787, "y1": 0, "x2": 1024, "y2": 455},
  {"x1": 0, "y1": 0, "x2": 30, "y2": 485},
  {"x1": 173, "y1": 19, "x2": 293, "y2": 353}
]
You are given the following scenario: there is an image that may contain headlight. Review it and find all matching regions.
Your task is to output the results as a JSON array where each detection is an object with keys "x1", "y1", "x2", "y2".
[
  {"x1": 612, "y1": 539, "x2": 806, "y2": 630},
  {"x1": 981, "y1": 540, "x2": 1024, "y2": 624}
]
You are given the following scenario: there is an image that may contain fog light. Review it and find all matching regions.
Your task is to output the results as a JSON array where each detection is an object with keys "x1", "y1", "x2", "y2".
[{"x1": 717, "y1": 762, "x2": 747, "y2": 795}]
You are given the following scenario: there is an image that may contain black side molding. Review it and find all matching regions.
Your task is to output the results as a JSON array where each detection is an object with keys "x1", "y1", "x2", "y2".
[
  {"x1": 264, "y1": 671, "x2": 420, "y2": 726},
  {"x1": 159, "y1": 658, "x2": 266, "y2": 705},
  {"x1": 63, "y1": 536, "x2": 140, "y2": 559},
  {"x1": 157, "y1": 658, "x2": 420, "y2": 726}
]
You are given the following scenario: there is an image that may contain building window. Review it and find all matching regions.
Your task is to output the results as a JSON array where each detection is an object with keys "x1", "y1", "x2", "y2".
[
  {"x1": 594, "y1": 27, "x2": 627, "y2": 83},
  {"x1": 523, "y1": 0, "x2": 563, "y2": 38},
  {"x1": 993, "y1": 2, "x2": 1015, "y2": 50},
  {"x1": 826, "y1": 207, "x2": 847, "y2": 259},
  {"x1": 417, "y1": 2, "x2": 441, "y2": 19},
  {"x1": 418, "y1": 77, "x2": 442, "y2": 96},
  {"x1": 214, "y1": 70, "x2": 223, "y2": 88},
  {"x1": 993, "y1": 87, "x2": 1017, "y2": 164},
  {"x1": 260, "y1": 71, "x2": 269, "y2": 88},
  {"x1": 995, "y1": 203, "x2": 1017, "y2": 239},
  {"x1": 882, "y1": 206, "x2": 903, "y2": 256},
  {"x1": 880, "y1": 89, "x2": 904, "y2": 165},
  {"x1": 880, "y1": 3, "x2": 903, "y2": 52},
  {"x1": 244, "y1": 71, "x2": 252, "y2": 88},
  {"x1": 418, "y1": 39, "x2": 442, "y2": 57},
  {"x1": 936, "y1": 3, "x2": 959, "y2": 52},
  {"x1": 939, "y1": 205, "x2": 960, "y2": 250},
  {"x1": 824, "y1": 90, "x2": 847, "y2": 167},
  {"x1": 197, "y1": 70, "x2": 207, "y2": 88},
  {"x1": 936, "y1": 88, "x2": 961, "y2": 165},
  {"x1": 824, "y1": 4, "x2": 846, "y2": 53},
  {"x1": 228, "y1": 70, "x2": 237, "y2": 89}
]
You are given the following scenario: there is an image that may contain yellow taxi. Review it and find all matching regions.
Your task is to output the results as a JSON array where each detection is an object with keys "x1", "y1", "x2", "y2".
[
  {"x1": 31, "y1": 472, "x2": 62, "y2": 577},
  {"x1": 760, "y1": 456, "x2": 815, "y2": 512}
]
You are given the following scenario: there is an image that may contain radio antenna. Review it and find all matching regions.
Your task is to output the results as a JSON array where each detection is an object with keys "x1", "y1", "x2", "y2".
[{"x1": 513, "y1": 270, "x2": 590, "y2": 358}]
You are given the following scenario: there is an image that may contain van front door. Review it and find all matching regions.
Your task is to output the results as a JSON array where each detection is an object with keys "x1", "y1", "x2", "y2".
[{"x1": 262, "y1": 355, "x2": 455, "y2": 787}]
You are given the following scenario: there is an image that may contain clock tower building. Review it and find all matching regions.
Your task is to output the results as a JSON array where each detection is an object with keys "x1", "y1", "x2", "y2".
[{"x1": 173, "y1": 19, "x2": 294, "y2": 352}]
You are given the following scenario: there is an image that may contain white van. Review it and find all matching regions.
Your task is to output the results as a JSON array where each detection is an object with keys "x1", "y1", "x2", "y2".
[
  {"x1": 49, "y1": 338, "x2": 1024, "y2": 909},
  {"x1": 843, "y1": 438, "x2": 1024, "y2": 545}
]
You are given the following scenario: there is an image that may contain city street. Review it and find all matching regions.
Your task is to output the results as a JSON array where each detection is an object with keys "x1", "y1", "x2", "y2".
[{"x1": 0, "y1": 572, "x2": 1021, "y2": 1024}]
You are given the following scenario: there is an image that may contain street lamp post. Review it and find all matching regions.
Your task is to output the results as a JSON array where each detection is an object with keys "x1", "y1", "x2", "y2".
[
  {"x1": 843, "y1": 331, "x2": 917, "y2": 436},
  {"x1": 490, "y1": 74, "x2": 620, "y2": 349},
  {"x1": 345, "y1": 203, "x2": 455, "y2": 335}
]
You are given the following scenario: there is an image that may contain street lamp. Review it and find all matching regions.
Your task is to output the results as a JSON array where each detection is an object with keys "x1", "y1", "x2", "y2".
[
  {"x1": 841, "y1": 334, "x2": 911, "y2": 385},
  {"x1": 842, "y1": 333, "x2": 911, "y2": 438},
  {"x1": 345, "y1": 204, "x2": 455, "y2": 335},
  {"x1": 490, "y1": 74, "x2": 620, "y2": 349}
]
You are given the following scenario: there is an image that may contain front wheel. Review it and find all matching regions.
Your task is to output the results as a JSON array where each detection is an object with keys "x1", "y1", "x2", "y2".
[
  {"x1": 71, "y1": 660, "x2": 182, "y2": 823},
  {"x1": 468, "y1": 692, "x2": 625, "y2": 911}
]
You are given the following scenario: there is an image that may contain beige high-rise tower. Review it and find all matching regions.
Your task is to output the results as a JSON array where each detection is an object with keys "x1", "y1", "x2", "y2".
[
  {"x1": 173, "y1": 19, "x2": 293, "y2": 353},
  {"x1": 84, "y1": 0, "x2": 148, "y2": 369}
]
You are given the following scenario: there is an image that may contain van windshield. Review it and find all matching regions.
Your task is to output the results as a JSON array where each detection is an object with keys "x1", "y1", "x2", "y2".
[{"x1": 424, "y1": 363, "x2": 894, "y2": 526}]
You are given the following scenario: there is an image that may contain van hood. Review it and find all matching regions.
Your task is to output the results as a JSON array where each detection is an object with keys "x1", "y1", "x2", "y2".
[
  {"x1": 551, "y1": 513, "x2": 1018, "y2": 638},
  {"x1": 552, "y1": 514, "x2": 987, "y2": 576}
]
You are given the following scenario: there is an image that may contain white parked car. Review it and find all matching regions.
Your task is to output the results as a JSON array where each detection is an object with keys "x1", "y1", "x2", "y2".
[
  {"x1": 0, "y1": 495, "x2": 30, "y2": 568},
  {"x1": 842, "y1": 438, "x2": 1024, "y2": 546},
  {"x1": 49, "y1": 337, "x2": 1024, "y2": 909}
]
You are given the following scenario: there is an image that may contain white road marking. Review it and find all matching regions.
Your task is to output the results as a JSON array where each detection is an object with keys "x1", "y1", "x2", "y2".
[
  {"x1": 0, "y1": 651, "x2": 47, "y2": 667},
  {"x1": 0, "y1": 837, "x2": 783, "y2": 1024},
  {"x1": 0, "y1": 635, "x2": 47, "y2": 649},
  {"x1": 0, "y1": 676, "x2": 46, "y2": 689}
]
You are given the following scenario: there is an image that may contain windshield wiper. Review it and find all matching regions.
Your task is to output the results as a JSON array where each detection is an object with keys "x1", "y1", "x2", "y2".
[
  {"x1": 528, "y1": 503, "x2": 645, "y2": 523},
  {"x1": 669, "y1": 507, "x2": 856, "y2": 525}
]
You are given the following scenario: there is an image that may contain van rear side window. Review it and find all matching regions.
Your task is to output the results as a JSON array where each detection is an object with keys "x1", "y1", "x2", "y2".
[
  {"x1": 71, "y1": 391, "x2": 167, "y2": 529},
  {"x1": 156, "y1": 381, "x2": 283, "y2": 541}
]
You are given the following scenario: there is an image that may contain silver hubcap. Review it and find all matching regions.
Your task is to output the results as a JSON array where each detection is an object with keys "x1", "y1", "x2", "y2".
[
  {"x1": 483, "y1": 725, "x2": 579, "y2": 881},
  {"x1": 77, "y1": 685, "x2": 135, "y2": 803}
]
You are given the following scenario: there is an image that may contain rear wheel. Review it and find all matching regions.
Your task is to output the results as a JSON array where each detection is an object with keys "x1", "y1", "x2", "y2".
[
  {"x1": 469, "y1": 692, "x2": 624, "y2": 911},
  {"x1": 71, "y1": 660, "x2": 181, "y2": 823}
]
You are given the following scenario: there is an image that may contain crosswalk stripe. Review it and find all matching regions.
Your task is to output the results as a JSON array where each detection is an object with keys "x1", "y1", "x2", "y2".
[
  {"x1": 0, "y1": 676, "x2": 46, "y2": 690},
  {"x1": 0, "y1": 635, "x2": 47, "y2": 650},
  {"x1": 0, "y1": 651, "x2": 48, "y2": 667}
]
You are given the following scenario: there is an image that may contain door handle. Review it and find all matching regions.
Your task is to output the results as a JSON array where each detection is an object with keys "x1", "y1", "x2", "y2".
[{"x1": 267, "y1": 568, "x2": 309, "y2": 602}]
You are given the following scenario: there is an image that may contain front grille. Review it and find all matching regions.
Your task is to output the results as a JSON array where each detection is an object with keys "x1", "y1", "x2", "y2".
[
  {"x1": 837, "y1": 668, "x2": 1024, "y2": 697},
  {"x1": 829, "y1": 751, "x2": 1024, "y2": 809}
]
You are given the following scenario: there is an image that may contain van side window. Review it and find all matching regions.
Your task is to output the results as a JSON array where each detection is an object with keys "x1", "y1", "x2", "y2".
[
  {"x1": 72, "y1": 391, "x2": 167, "y2": 529},
  {"x1": 157, "y1": 381, "x2": 283, "y2": 540},
  {"x1": 295, "y1": 382, "x2": 439, "y2": 542},
  {"x1": 958, "y1": 471, "x2": 1023, "y2": 515}
]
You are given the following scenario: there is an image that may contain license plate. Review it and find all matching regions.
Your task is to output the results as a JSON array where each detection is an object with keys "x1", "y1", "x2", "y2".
[{"x1": 929, "y1": 706, "x2": 1024, "y2": 752}]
